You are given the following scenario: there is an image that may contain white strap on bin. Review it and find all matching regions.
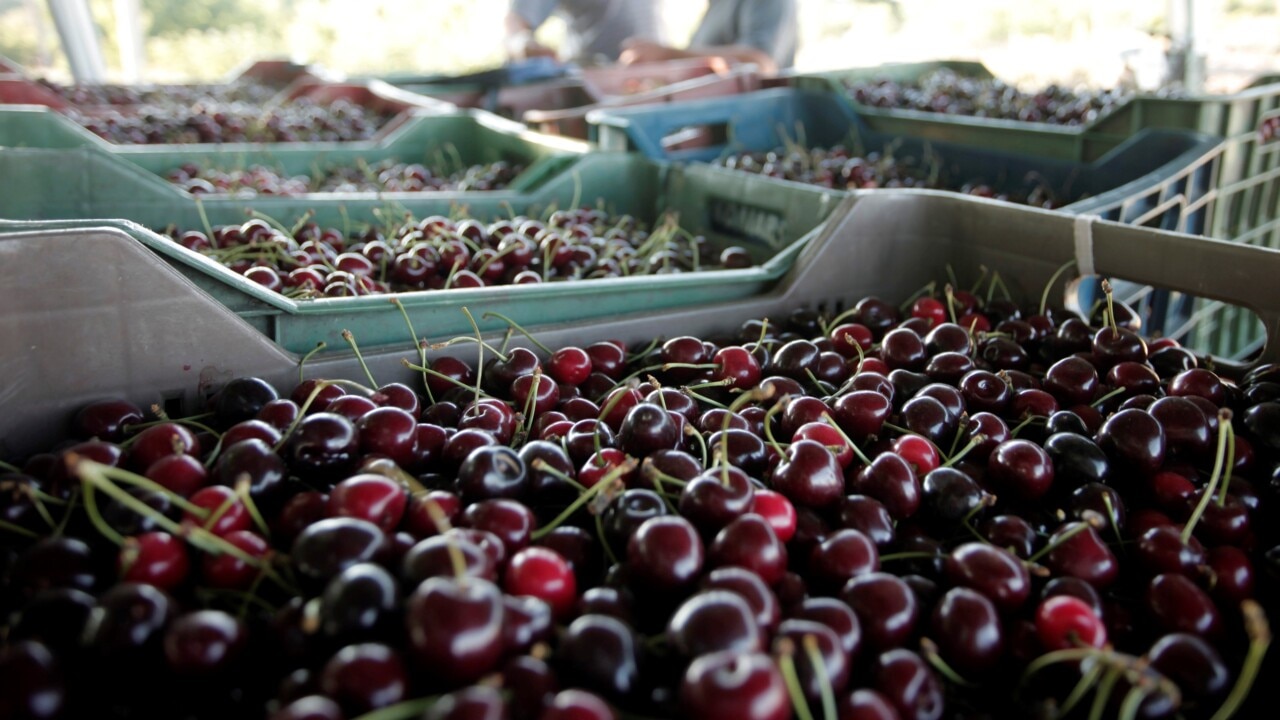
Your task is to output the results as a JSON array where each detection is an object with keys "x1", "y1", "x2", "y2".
[{"x1": 1073, "y1": 215, "x2": 1097, "y2": 277}]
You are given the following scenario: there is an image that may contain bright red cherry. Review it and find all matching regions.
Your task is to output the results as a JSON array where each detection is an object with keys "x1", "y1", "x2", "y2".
[
  {"x1": 1034, "y1": 595, "x2": 1108, "y2": 651},
  {"x1": 504, "y1": 547, "x2": 577, "y2": 620}
]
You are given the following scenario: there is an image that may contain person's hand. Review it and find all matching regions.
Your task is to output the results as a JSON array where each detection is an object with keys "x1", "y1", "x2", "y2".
[
  {"x1": 618, "y1": 38, "x2": 682, "y2": 66},
  {"x1": 506, "y1": 32, "x2": 557, "y2": 61}
]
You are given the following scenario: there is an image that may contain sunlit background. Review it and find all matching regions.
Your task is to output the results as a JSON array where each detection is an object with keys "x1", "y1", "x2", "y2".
[{"x1": 1, "y1": 0, "x2": 1276, "y2": 91}]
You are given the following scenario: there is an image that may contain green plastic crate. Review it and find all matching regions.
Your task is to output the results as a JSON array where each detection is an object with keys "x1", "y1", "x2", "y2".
[
  {"x1": 0, "y1": 153, "x2": 841, "y2": 354},
  {"x1": 0, "y1": 109, "x2": 590, "y2": 216}
]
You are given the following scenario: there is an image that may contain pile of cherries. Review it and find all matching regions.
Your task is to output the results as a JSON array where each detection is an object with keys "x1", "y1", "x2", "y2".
[
  {"x1": 165, "y1": 159, "x2": 526, "y2": 197},
  {"x1": 1260, "y1": 115, "x2": 1280, "y2": 145},
  {"x1": 160, "y1": 209, "x2": 744, "y2": 299},
  {"x1": 67, "y1": 97, "x2": 398, "y2": 145},
  {"x1": 716, "y1": 145, "x2": 1069, "y2": 208},
  {"x1": 846, "y1": 69, "x2": 1129, "y2": 126},
  {"x1": 37, "y1": 79, "x2": 281, "y2": 108},
  {"x1": 2, "y1": 279, "x2": 1276, "y2": 720}
]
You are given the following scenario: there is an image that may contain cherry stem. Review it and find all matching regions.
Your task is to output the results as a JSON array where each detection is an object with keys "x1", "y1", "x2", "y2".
[
  {"x1": 347, "y1": 696, "x2": 441, "y2": 720},
  {"x1": 19, "y1": 486, "x2": 57, "y2": 531},
  {"x1": 775, "y1": 637, "x2": 817, "y2": 720},
  {"x1": 99, "y1": 468, "x2": 210, "y2": 519},
  {"x1": 389, "y1": 297, "x2": 432, "y2": 402},
  {"x1": 942, "y1": 434, "x2": 986, "y2": 468},
  {"x1": 1216, "y1": 419, "x2": 1236, "y2": 507},
  {"x1": 531, "y1": 459, "x2": 636, "y2": 541},
  {"x1": 480, "y1": 311, "x2": 553, "y2": 355},
  {"x1": 0, "y1": 459, "x2": 21, "y2": 473},
  {"x1": 920, "y1": 637, "x2": 978, "y2": 688},
  {"x1": 1008, "y1": 414, "x2": 1041, "y2": 438},
  {"x1": 877, "y1": 550, "x2": 941, "y2": 562},
  {"x1": 274, "y1": 379, "x2": 336, "y2": 452},
  {"x1": 944, "y1": 283, "x2": 958, "y2": 324},
  {"x1": 521, "y1": 369, "x2": 543, "y2": 438},
  {"x1": 681, "y1": 385, "x2": 731, "y2": 407},
  {"x1": 204, "y1": 491, "x2": 239, "y2": 533},
  {"x1": 1027, "y1": 515, "x2": 1102, "y2": 564},
  {"x1": 763, "y1": 397, "x2": 790, "y2": 458},
  {"x1": 531, "y1": 459, "x2": 588, "y2": 494},
  {"x1": 0, "y1": 519, "x2": 39, "y2": 539},
  {"x1": 1040, "y1": 259, "x2": 1077, "y2": 316},
  {"x1": 802, "y1": 634, "x2": 839, "y2": 720},
  {"x1": 896, "y1": 280, "x2": 938, "y2": 315},
  {"x1": 400, "y1": 360, "x2": 495, "y2": 399},
  {"x1": 648, "y1": 473, "x2": 681, "y2": 515},
  {"x1": 685, "y1": 424, "x2": 709, "y2": 469},
  {"x1": 1183, "y1": 408, "x2": 1233, "y2": 545},
  {"x1": 298, "y1": 342, "x2": 328, "y2": 384},
  {"x1": 595, "y1": 512, "x2": 621, "y2": 566},
  {"x1": 1209, "y1": 600, "x2": 1271, "y2": 720},
  {"x1": 1118, "y1": 683, "x2": 1151, "y2": 720},
  {"x1": 461, "y1": 307, "x2": 486, "y2": 410},
  {"x1": 1088, "y1": 666, "x2": 1123, "y2": 720},
  {"x1": 662, "y1": 362, "x2": 719, "y2": 372},
  {"x1": 820, "y1": 414, "x2": 872, "y2": 466},
  {"x1": 1059, "y1": 661, "x2": 1106, "y2": 718},
  {"x1": 1101, "y1": 279, "x2": 1119, "y2": 336},
  {"x1": 1089, "y1": 386, "x2": 1128, "y2": 409},
  {"x1": 234, "y1": 475, "x2": 272, "y2": 537},
  {"x1": 881, "y1": 421, "x2": 912, "y2": 436}
]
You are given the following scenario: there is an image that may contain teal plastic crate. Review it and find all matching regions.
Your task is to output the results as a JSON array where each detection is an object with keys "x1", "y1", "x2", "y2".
[
  {"x1": 589, "y1": 87, "x2": 1221, "y2": 230},
  {"x1": 0, "y1": 153, "x2": 841, "y2": 354},
  {"x1": 0, "y1": 109, "x2": 590, "y2": 215}
]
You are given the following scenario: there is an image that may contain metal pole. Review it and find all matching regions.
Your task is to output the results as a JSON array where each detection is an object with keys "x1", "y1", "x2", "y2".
[
  {"x1": 46, "y1": 0, "x2": 106, "y2": 82},
  {"x1": 113, "y1": 0, "x2": 143, "y2": 82}
]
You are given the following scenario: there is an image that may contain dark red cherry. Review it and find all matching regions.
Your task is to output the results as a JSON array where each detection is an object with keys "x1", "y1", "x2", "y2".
[
  {"x1": 944, "y1": 542, "x2": 1030, "y2": 613},
  {"x1": 772, "y1": 439, "x2": 844, "y2": 509},
  {"x1": 1148, "y1": 573, "x2": 1222, "y2": 639},
  {"x1": 292, "y1": 518, "x2": 387, "y2": 590},
  {"x1": 457, "y1": 445, "x2": 528, "y2": 502},
  {"x1": 1097, "y1": 409, "x2": 1166, "y2": 477},
  {"x1": 0, "y1": 640, "x2": 65, "y2": 720},
  {"x1": 776, "y1": 618, "x2": 850, "y2": 704},
  {"x1": 986, "y1": 439, "x2": 1054, "y2": 500},
  {"x1": 626, "y1": 516, "x2": 704, "y2": 592},
  {"x1": 1044, "y1": 521, "x2": 1118, "y2": 589},
  {"x1": 328, "y1": 474, "x2": 407, "y2": 533},
  {"x1": 958, "y1": 370, "x2": 1012, "y2": 415},
  {"x1": 832, "y1": 391, "x2": 892, "y2": 442},
  {"x1": 1135, "y1": 526, "x2": 1205, "y2": 577},
  {"x1": 319, "y1": 563, "x2": 399, "y2": 643},
  {"x1": 73, "y1": 399, "x2": 144, "y2": 442},
  {"x1": 668, "y1": 590, "x2": 764, "y2": 658},
  {"x1": 1147, "y1": 632, "x2": 1230, "y2": 701},
  {"x1": 837, "y1": 494, "x2": 896, "y2": 549},
  {"x1": 213, "y1": 377, "x2": 279, "y2": 426},
  {"x1": 424, "y1": 685, "x2": 509, "y2": 720},
  {"x1": 401, "y1": 535, "x2": 496, "y2": 586},
  {"x1": 679, "y1": 468, "x2": 755, "y2": 535},
  {"x1": 561, "y1": 614, "x2": 642, "y2": 700},
  {"x1": 849, "y1": 452, "x2": 919, "y2": 520},
  {"x1": 319, "y1": 642, "x2": 407, "y2": 715},
  {"x1": 163, "y1": 609, "x2": 248, "y2": 676},
  {"x1": 679, "y1": 651, "x2": 789, "y2": 720},
  {"x1": 930, "y1": 587, "x2": 1003, "y2": 672},
  {"x1": 873, "y1": 649, "x2": 944, "y2": 720},
  {"x1": 1043, "y1": 432, "x2": 1110, "y2": 488},
  {"x1": 709, "y1": 513, "x2": 788, "y2": 585},
  {"x1": 406, "y1": 576, "x2": 505, "y2": 685},
  {"x1": 809, "y1": 529, "x2": 879, "y2": 592},
  {"x1": 703, "y1": 567, "x2": 781, "y2": 633},
  {"x1": 841, "y1": 572, "x2": 918, "y2": 651},
  {"x1": 1042, "y1": 356, "x2": 1099, "y2": 406}
]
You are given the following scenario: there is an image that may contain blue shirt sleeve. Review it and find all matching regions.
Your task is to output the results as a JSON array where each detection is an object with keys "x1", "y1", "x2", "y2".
[
  {"x1": 734, "y1": 0, "x2": 797, "y2": 59},
  {"x1": 510, "y1": 0, "x2": 560, "y2": 30}
]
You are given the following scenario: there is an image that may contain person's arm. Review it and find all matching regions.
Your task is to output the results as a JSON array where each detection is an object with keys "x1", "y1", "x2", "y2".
[
  {"x1": 618, "y1": 39, "x2": 776, "y2": 74},
  {"x1": 619, "y1": 0, "x2": 796, "y2": 75},
  {"x1": 504, "y1": 0, "x2": 559, "y2": 60}
]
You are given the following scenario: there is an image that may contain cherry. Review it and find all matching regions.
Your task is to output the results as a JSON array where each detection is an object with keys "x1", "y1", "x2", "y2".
[
  {"x1": 0, "y1": 640, "x2": 66, "y2": 720},
  {"x1": 163, "y1": 609, "x2": 247, "y2": 676},
  {"x1": 772, "y1": 439, "x2": 844, "y2": 509},
  {"x1": 1207, "y1": 545, "x2": 1255, "y2": 603},
  {"x1": 424, "y1": 685, "x2": 509, "y2": 720},
  {"x1": 505, "y1": 547, "x2": 576, "y2": 620},
  {"x1": 1169, "y1": 368, "x2": 1226, "y2": 406},
  {"x1": 1042, "y1": 356, "x2": 1099, "y2": 406},
  {"x1": 11, "y1": 537, "x2": 99, "y2": 597},
  {"x1": 85, "y1": 581, "x2": 174, "y2": 657},
  {"x1": 119, "y1": 531, "x2": 189, "y2": 591},
  {"x1": 1034, "y1": 595, "x2": 1107, "y2": 651},
  {"x1": 873, "y1": 649, "x2": 944, "y2": 720},
  {"x1": 462, "y1": 499, "x2": 536, "y2": 556},
  {"x1": 679, "y1": 468, "x2": 755, "y2": 535},
  {"x1": 183, "y1": 485, "x2": 251, "y2": 537},
  {"x1": 986, "y1": 439, "x2": 1054, "y2": 500},
  {"x1": 401, "y1": 535, "x2": 496, "y2": 586},
  {"x1": 1147, "y1": 572, "x2": 1222, "y2": 639},
  {"x1": 944, "y1": 542, "x2": 1030, "y2": 613},
  {"x1": 292, "y1": 518, "x2": 387, "y2": 590},
  {"x1": 832, "y1": 390, "x2": 892, "y2": 442},
  {"x1": 838, "y1": 689, "x2": 900, "y2": 720},
  {"x1": 319, "y1": 642, "x2": 407, "y2": 715},
  {"x1": 627, "y1": 516, "x2": 704, "y2": 593},
  {"x1": 143, "y1": 453, "x2": 208, "y2": 497},
  {"x1": 319, "y1": 562, "x2": 399, "y2": 643},
  {"x1": 892, "y1": 434, "x2": 940, "y2": 475},
  {"x1": 837, "y1": 494, "x2": 896, "y2": 548},
  {"x1": 9, "y1": 588, "x2": 96, "y2": 654},
  {"x1": 900, "y1": 396, "x2": 952, "y2": 446},
  {"x1": 959, "y1": 370, "x2": 1012, "y2": 415},
  {"x1": 72, "y1": 399, "x2": 144, "y2": 442},
  {"x1": 285, "y1": 412, "x2": 359, "y2": 480},
  {"x1": 978, "y1": 514, "x2": 1040, "y2": 559},
  {"x1": 1042, "y1": 432, "x2": 1110, "y2": 488},
  {"x1": 1044, "y1": 521, "x2": 1118, "y2": 589},
  {"x1": 750, "y1": 489, "x2": 797, "y2": 543},
  {"x1": 702, "y1": 566, "x2": 781, "y2": 633},
  {"x1": 849, "y1": 452, "x2": 920, "y2": 520},
  {"x1": 406, "y1": 576, "x2": 505, "y2": 685},
  {"x1": 549, "y1": 347, "x2": 593, "y2": 386},
  {"x1": 809, "y1": 529, "x2": 879, "y2": 592},
  {"x1": 560, "y1": 614, "x2": 642, "y2": 701},
  {"x1": 777, "y1": 618, "x2": 851, "y2": 703},
  {"x1": 357, "y1": 407, "x2": 419, "y2": 469},
  {"x1": 457, "y1": 446, "x2": 528, "y2": 502},
  {"x1": 668, "y1": 590, "x2": 764, "y2": 659},
  {"x1": 679, "y1": 651, "x2": 789, "y2": 720},
  {"x1": 841, "y1": 572, "x2": 918, "y2": 650},
  {"x1": 1147, "y1": 632, "x2": 1230, "y2": 701},
  {"x1": 202, "y1": 529, "x2": 269, "y2": 590},
  {"x1": 919, "y1": 467, "x2": 987, "y2": 530},
  {"x1": 1097, "y1": 408, "x2": 1166, "y2": 477},
  {"x1": 930, "y1": 586, "x2": 1003, "y2": 672},
  {"x1": 709, "y1": 513, "x2": 789, "y2": 585},
  {"x1": 537, "y1": 689, "x2": 616, "y2": 720},
  {"x1": 1135, "y1": 525, "x2": 1205, "y2": 577},
  {"x1": 129, "y1": 422, "x2": 201, "y2": 472},
  {"x1": 213, "y1": 377, "x2": 279, "y2": 426},
  {"x1": 328, "y1": 474, "x2": 407, "y2": 533}
]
